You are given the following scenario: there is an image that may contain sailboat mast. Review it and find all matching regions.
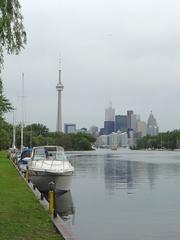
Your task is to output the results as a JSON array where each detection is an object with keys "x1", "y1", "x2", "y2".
[
  {"x1": 12, "y1": 110, "x2": 16, "y2": 148},
  {"x1": 21, "y1": 73, "x2": 24, "y2": 151}
]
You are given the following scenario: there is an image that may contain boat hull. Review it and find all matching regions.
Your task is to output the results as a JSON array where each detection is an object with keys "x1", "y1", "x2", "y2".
[{"x1": 30, "y1": 171, "x2": 73, "y2": 192}]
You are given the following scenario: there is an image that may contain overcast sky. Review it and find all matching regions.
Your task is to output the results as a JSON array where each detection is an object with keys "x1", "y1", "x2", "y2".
[{"x1": 2, "y1": 0, "x2": 180, "y2": 132}]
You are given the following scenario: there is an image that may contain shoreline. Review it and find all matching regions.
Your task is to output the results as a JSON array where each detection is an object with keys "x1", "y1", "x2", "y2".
[{"x1": 0, "y1": 151, "x2": 63, "y2": 240}]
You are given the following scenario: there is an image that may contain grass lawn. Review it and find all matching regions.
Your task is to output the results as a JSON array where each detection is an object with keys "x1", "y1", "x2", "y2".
[{"x1": 0, "y1": 151, "x2": 63, "y2": 240}]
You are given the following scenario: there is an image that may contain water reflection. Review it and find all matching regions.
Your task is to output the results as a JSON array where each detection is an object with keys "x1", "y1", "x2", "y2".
[
  {"x1": 104, "y1": 158, "x2": 133, "y2": 190},
  {"x1": 104, "y1": 153, "x2": 180, "y2": 193},
  {"x1": 146, "y1": 162, "x2": 159, "y2": 189},
  {"x1": 44, "y1": 190, "x2": 75, "y2": 222},
  {"x1": 70, "y1": 151, "x2": 180, "y2": 193},
  {"x1": 69, "y1": 155, "x2": 98, "y2": 177},
  {"x1": 55, "y1": 190, "x2": 75, "y2": 221},
  {"x1": 67, "y1": 150, "x2": 180, "y2": 240}
]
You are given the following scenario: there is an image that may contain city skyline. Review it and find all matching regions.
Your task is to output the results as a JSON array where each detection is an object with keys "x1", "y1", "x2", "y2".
[
  {"x1": 100, "y1": 103, "x2": 158, "y2": 137},
  {"x1": 6, "y1": 97, "x2": 159, "y2": 134},
  {"x1": 2, "y1": 0, "x2": 180, "y2": 132}
]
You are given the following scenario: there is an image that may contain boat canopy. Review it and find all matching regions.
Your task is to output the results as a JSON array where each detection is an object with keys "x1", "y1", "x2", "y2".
[{"x1": 21, "y1": 148, "x2": 32, "y2": 160}]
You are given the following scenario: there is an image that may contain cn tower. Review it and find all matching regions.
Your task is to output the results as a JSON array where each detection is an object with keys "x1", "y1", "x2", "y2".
[{"x1": 56, "y1": 59, "x2": 64, "y2": 132}]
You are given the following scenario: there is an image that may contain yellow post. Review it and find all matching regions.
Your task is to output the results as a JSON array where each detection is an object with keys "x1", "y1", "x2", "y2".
[
  {"x1": 49, "y1": 190, "x2": 54, "y2": 214},
  {"x1": 48, "y1": 182, "x2": 55, "y2": 215}
]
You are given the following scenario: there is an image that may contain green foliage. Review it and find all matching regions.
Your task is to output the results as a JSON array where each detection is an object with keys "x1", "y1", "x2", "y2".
[
  {"x1": 25, "y1": 123, "x2": 49, "y2": 136},
  {"x1": 0, "y1": 0, "x2": 26, "y2": 68},
  {"x1": 71, "y1": 132, "x2": 95, "y2": 150},
  {"x1": 0, "y1": 119, "x2": 12, "y2": 150},
  {"x1": 32, "y1": 135, "x2": 48, "y2": 146},
  {"x1": 136, "y1": 130, "x2": 180, "y2": 150},
  {"x1": 0, "y1": 121, "x2": 96, "y2": 150},
  {"x1": 0, "y1": 0, "x2": 26, "y2": 137},
  {"x1": 73, "y1": 137, "x2": 91, "y2": 150},
  {"x1": 53, "y1": 133, "x2": 73, "y2": 150},
  {"x1": 0, "y1": 79, "x2": 13, "y2": 119},
  {"x1": 0, "y1": 128, "x2": 10, "y2": 149}
]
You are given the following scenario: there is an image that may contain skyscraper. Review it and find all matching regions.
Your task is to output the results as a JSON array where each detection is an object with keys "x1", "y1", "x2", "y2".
[
  {"x1": 137, "y1": 121, "x2": 147, "y2": 137},
  {"x1": 104, "y1": 102, "x2": 115, "y2": 134},
  {"x1": 64, "y1": 123, "x2": 76, "y2": 134},
  {"x1": 104, "y1": 121, "x2": 115, "y2": 135},
  {"x1": 127, "y1": 110, "x2": 133, "y2": 130},
  {"x1": 56, "y1": 60, "x2": 64, "y2": 132},
  {"x1": 147, "y1": 111, "x2": 159, "y2": 136},
  {"x1": 115, "y1": 115, "x2": 127, "y2": 132},
  {"x1": 131, "y1": 114, "x2": 139, "y2": 132},
  {"x1": 105, "y1": 102, "x2": 115, "y2": 121}
]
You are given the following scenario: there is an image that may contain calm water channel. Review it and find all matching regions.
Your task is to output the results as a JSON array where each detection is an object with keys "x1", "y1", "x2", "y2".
[{"x1": 56, "y1": 149, "x2": 180, "y2": 240}]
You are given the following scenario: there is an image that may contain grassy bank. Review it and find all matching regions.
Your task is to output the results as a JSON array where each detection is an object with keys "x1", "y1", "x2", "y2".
[{"x1": 0, "y1": 151, "x2": 63, "y2": 240}]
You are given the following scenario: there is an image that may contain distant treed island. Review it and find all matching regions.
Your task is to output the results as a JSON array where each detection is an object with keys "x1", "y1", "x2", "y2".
[{"x1": 134, "y1": 130, "x2": 180, "y2": 150}]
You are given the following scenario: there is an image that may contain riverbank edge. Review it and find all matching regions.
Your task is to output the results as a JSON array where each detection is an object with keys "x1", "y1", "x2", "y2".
[
  {"x1": 0, "y1": 151, "x2": 65, "y2": 240},
  {"x1": 12, "y1": 153, "x2": 76, "y2": 240}
]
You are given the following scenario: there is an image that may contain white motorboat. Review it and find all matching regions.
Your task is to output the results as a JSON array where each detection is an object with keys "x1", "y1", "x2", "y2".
[{"x1": 28, "y1": 146, "x2": 74, "y2": 191}]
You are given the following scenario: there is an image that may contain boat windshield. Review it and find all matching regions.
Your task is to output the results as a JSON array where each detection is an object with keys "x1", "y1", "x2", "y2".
[
  {"x1": 33, "y1": 147, "x2": 46, "y2": 160},
  {"x1": 55, "y1": 152, "x2": 67, "y2": 161},
  {"x1": 33, "y1": 147, "x2": 67, "y2": 161}
]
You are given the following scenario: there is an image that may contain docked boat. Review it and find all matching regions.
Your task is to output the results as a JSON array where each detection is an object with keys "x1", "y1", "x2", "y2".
[
  {"x1": 17, "y1": 148, "x2": 32, "y2": 172},
  {"x1": 28, "y1": 146, "x2": 74, "y2": 191}
]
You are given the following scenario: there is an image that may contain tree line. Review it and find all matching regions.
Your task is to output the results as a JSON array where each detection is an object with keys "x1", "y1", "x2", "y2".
[
  {"x1": 135, "y1": 130, "x2": 180, "y2": 150},
  {"x1": 0, "y1": 122, "x2": 96, "y2": 151}
]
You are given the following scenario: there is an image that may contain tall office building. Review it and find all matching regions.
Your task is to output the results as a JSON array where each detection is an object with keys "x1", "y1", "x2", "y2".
[
  {"x1": 147, "y1": 111, "x2": 159, "y2": 136},
  {"x1": 56, "y1": 59, "x2": 64, "y2": 132},
  {"x1": 127, "y1": 110, "x2": 133, "y2": 129},
  {"x1": 104, "y1": 121, "x2": 115, "y2": 135},
  {"x1": 137, "y1": 121, "x2": 147, "y2": 137},
  {"x1": 104, "y1": 102, "x2": 115, "y2": 134},
  {"x1": 115, "y1": 115, "x2": 127, "y2": 132},
  {"x1": 105, "y1": 102, "x2": 115, "y2": 121},
  {"x1": 64, "y1": 123, "x2": 76, "y2": 134},
  {"x1": 131, "y1": 114, "x2": 140, "y2": 132}
]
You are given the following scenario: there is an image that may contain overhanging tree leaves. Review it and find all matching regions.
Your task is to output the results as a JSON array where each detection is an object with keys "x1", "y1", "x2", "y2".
[
  {"x1": 0, "y1": 80, "x2": 13, "y2": 119},
  {"x1": 0, "y1": 0, "x2": 26, "y2": 117},
  {"x1": 0, "y1": 0, "x2": 26, "y2": 149},
  {"x1": 0, "y1": 0, "x2": 26, "y2": 68}
]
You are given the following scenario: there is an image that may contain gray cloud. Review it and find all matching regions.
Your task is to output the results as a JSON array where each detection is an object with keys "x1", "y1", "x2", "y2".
[{"x1": 3, "y1": 0, "x2": 180, "y2": 131}]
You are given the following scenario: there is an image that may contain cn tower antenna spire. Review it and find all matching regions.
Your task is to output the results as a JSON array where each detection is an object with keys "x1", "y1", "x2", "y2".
[
  {"x1": 58, "y1": 54, "x2": 61, "y2": 84},
  {"x1": 56, "y1": 55, "x2": 64, "y2": 132},
  {"x1": 59, "y1": 53, "x2": 61, "y2": 69}
]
